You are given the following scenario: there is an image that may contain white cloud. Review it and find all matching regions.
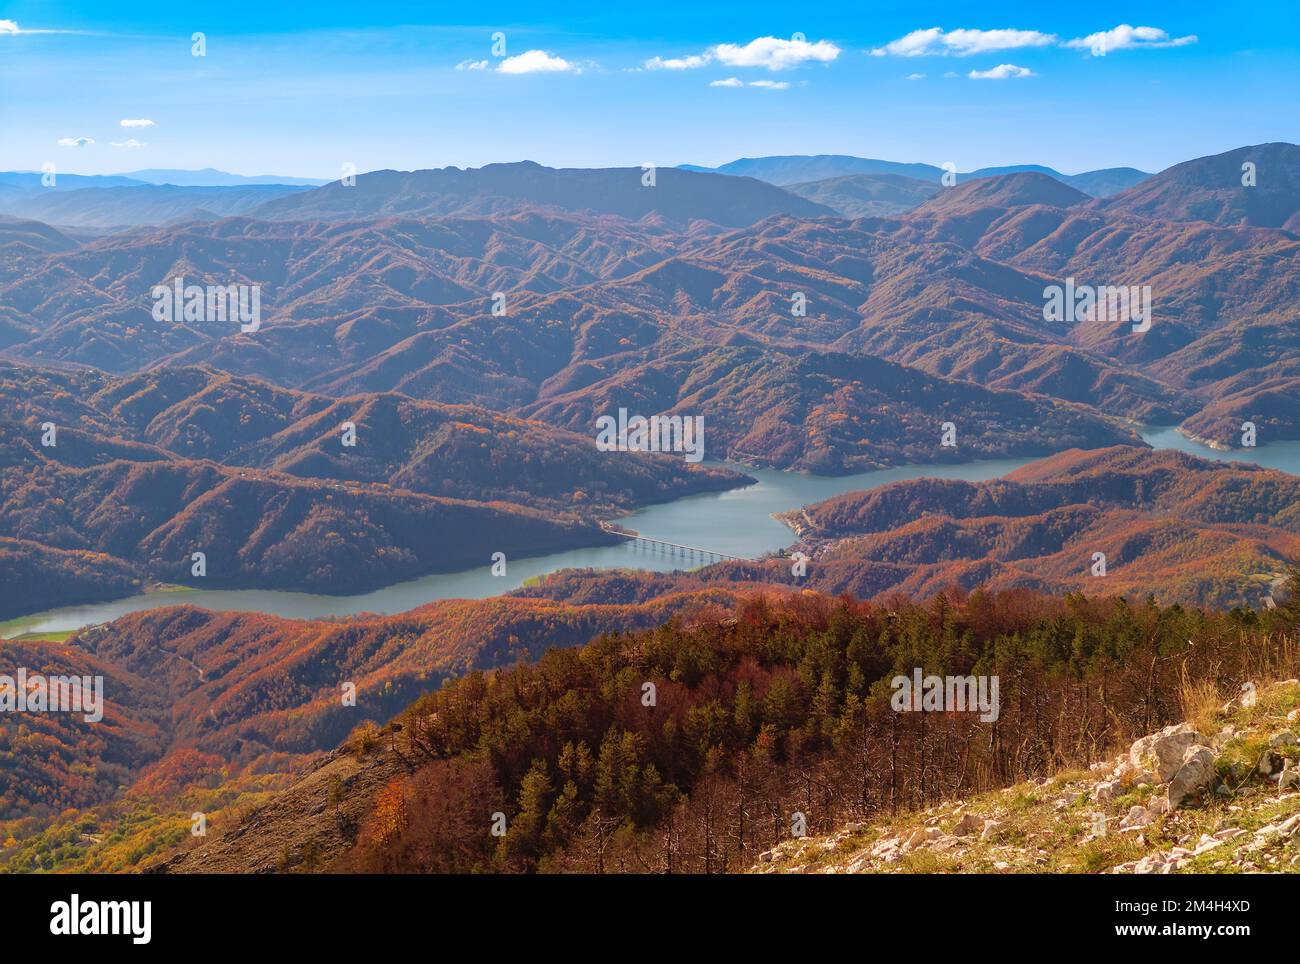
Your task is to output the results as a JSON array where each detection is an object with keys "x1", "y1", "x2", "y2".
[
  {"x1": 496, "y1": 50, "x2": 579, "y2": 74},
  {"x1": 1064, "y1": 25, "x2": 1197, "y2": 56},
  {"x1": 645, "y1": 54, "x2": 711, "y2": 70},
  {"x1": 119, "y1": 118, "x2": 155, "y2": 128},
  {"x1": 57, "y1": 136, "x2": 94, "y2": 148},
  {"x1": 646, "y1": 36, "x2": 839, "y2": 74},
  {"x1": 455, "y1": 59, "x2": 488, "y2": 71},
  {"x1": 872, "y1": 27, "x2": 1056, "y2": 57},
  {"x1": 112, "y1": 139, "x2": 146, "y2": 148},
  {"x1": 968, "y1": 63, "x2": 1036, "y2": 80},
  {"x1": 709, "y1": 77, "x2": 790, "y2": 90},
  {"x1": 906, "y1": 73, "x2": 926, "y2": 80},
  {"x1": 714, "y1": 36, "x2": 840, "y2": 70},
  {"x1": 0, "y1": 19, "x2": 77, "y2": 36}
]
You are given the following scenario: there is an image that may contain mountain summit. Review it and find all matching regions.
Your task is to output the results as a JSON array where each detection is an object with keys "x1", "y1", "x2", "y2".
[{"x1": 1099, "y1": 142, "x2": 1300, "y2": 230}]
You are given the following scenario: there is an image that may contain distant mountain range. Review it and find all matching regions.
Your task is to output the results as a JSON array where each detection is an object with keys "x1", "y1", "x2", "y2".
[
  {"x1": 678, "y1": 154, "x2": 1152, "y2": 197},
  {"x1": 248, "y1": 161, "x2": 834, "y2": 225},
  {"x1": 0, "y1": 154, "x2": 1150, "y2": 229},
  {"x1": 0, "y1": 169, "x2": 325, "y2": 230},
  {"x1": 0, "y1": 183, "x2": 312, "y2": 229},
  {"x1": 120, "y1": 168, "x2": 330, "y2": 187},
  {"x1": 0, "y1": 168, "x2": 326, "y2": 189}
]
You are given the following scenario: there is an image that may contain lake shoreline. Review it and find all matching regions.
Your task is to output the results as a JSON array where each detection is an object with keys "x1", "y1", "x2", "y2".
[{"x1": 7, "y1": 429, "x2": 1296, "y2": 638}]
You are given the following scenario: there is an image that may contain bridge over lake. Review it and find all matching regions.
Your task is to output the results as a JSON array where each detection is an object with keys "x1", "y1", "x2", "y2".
[{"x1": 599, "y1": 522, "x2": 746, "y2": 563}]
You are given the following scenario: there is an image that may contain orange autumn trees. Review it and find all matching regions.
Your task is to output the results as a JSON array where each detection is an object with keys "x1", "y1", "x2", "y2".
[{"x1": 338, "y1": 582, "x2": 1300, "y2": 873}]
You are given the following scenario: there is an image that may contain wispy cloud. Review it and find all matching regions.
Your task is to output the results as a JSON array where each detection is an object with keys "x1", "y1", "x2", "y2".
[
  {"x1": 709, "y1": 77, "x2": 790, "y2": 89},
  {"x1": 647, "y1": 36, "x2": 840, "y2": 73},
  {"x1": 871, "y1": 24, "x2": 1196, "y2": 60},
  {"x1": 112, "y1": 139, "x2": 146, "y2": 148},
  {"x1": 906, "y1": 73, "x2": 926, "y2": 81},
  {"x1": 645, "y1": 54, "x2": 711, "y2": 71},
  {"x1": 119, "y1": 118, "x2": 155, "y2": 128},
  {"x1": 872, "y1": 28, "x2": 1056, "y2": 57},
  {"x1": 455, "y1": 59, "x2": 488, "y2": 71},
  {"x1": 0, "y1": 19, "x2": 83, "y2": 36},
  {"x1": 968, "y1": 64, "x2": 1036, "y2": 79},
  {"x1": 496, "y1": 50, "x2": 580, "y2": 74},
  {"x1": 1064, "y1": 25, "x2": 1197, "y2": 56},
  {"x1": 56, "y1": 136, "x2": 94, "y2": 148}
]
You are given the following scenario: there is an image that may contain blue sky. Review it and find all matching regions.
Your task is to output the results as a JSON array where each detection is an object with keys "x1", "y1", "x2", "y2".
[{"x1": 1, "y1": 1, "x2": 1297, "y2": 178}]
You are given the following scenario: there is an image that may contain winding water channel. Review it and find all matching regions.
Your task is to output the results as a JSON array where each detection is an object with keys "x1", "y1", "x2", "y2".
[{"x1": 6, "y1": 426, "x2": 1300, "y2": 637}]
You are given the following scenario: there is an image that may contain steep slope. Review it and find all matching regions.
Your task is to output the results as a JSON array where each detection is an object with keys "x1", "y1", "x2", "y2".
[
  {"x1": 0, "y1": 537, "x2": 144, "y2": 621},
  {"x1": 146, "y1": 588, "x2": 1300, "y2": 875},
  {"x1": 1064, "y1": 167, "x2": 1150, "y2": 198},
  {"x1": 0, "y1": 211, "x2": 684, "y2": 375},
  {"x1": 1098, "y1": 143, "x2": 1300, "y2": 230},
  {"x1": 0, "y1": 633, "x2": 175, "y2": 819},
  {"x1": 0, "y1": 585, "x2": 746, "y2": 843},
  {"x1": 2, "y1": 149, "x2": 1295, "y2": 475}
]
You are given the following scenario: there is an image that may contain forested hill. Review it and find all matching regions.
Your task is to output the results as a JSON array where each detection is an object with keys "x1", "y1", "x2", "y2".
[{"x1": 157, "y1": 580, "x2": 1300, "y2": 874}]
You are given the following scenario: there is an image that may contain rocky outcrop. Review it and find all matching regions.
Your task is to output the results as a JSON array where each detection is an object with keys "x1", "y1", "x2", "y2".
[
  {"x1": 1130, "y1": 723, "x2": 1203, "y2": 781},
  {"x1": 755, "y1": 678, "x2": 1300, "y2": 875}
]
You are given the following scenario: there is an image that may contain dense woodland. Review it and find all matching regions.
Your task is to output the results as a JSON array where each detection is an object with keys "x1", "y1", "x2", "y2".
[{"x1": 337, "y1": 579, "x2": 1300, "y2": 873}]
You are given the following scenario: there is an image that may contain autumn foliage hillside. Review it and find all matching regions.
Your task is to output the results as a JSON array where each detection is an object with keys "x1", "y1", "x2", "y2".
[
  {"x1": 0, "y1": 361, "x2": 745, "y2": 608},
  {"x1": 0, "y1": 586, "x2": 748, "y2": 826},
  {"x1": 768, "y1": 446, "x2": 1300, "y2": 609},
  {"x1": 159, "y1": 583, "x2": 1300, "y2": 874}
]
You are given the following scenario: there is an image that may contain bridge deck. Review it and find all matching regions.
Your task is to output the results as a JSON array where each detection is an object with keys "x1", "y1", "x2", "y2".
[{"x1": 599, "y1": 522, "x2": 746, "y2": 561}]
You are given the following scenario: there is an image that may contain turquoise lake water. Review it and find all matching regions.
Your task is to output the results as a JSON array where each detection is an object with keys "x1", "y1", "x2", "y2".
[{"x1": 6, "y1": 426, "x2": 1298, "y2": 636}]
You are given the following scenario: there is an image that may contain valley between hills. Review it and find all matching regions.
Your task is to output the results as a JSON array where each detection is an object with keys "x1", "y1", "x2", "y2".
[{"x1": 2, "y1": 143, "x2": 1300, "y2": 874}]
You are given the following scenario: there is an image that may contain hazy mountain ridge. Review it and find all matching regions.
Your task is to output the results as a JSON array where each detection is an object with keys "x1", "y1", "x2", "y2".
[
  {"x1": 785, "y1": 173, "x2": 940, "y2": 217},
  {"x1": 681, "y1": 154, "x2": 1151, "y2": 197},
  {"x1": 248, "y1": 162, "x2": 835, "y2": 226},
  {"x1": 0, "y1": 183, "x2": 312, "y2": 229}
]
